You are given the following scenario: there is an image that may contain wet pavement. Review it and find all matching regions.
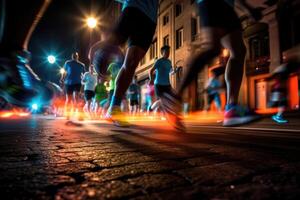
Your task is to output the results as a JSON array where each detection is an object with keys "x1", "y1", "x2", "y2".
[{"x1": 0, "y1": 115, "x2": 300, "y2": 200}]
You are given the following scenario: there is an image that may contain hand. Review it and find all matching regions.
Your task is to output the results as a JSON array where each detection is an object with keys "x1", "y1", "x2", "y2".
[{"x1": 59, "y1": 79, "x2": 64, "y2": 85}]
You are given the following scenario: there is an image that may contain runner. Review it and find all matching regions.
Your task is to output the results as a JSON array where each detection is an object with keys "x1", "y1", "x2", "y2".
[
  {"x1": 161, "y1": 0, "x2": 263, "y2": 129},
  {"x1": 99, "y1": 0, "x2": 159, "y2": 126},
  {"x1": 149, "y1": 45, "x2": 173, "y2": 100},
  {"x1": 81, "y1": 65, "x2": 97, "y2": 114},
  {"x1": 60, "y1": 52, "x2": 85, "y2": 118},
  {"x1": 93, "y1": 76, "x2": 108, "y2": 117},
  {"x1": 0, "y1": 0, "x2": 53, "y2": 108},
  {"x1": 145, "y1": 79, "x2": 155, "y2": 114},
  {"x1": 127, "y1": 75, "x2": 140, "y2": 115},
  {"x1": 204, "y1": 71, "x2": 222, "y2": 112}
]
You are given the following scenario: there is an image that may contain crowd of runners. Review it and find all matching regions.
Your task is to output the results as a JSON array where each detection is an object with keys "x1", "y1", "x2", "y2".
[{"x1": 1, "y1": 0, "x2": 299, "y2": 131}]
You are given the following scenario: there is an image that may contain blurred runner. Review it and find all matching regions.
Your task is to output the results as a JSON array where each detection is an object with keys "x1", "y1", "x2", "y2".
[
  {"x1": 102, "y1": 0, "x2": 158, "y2": 126},
  {"x1": 0, "y1": 0, "x2": 53, "y2": 109},
  {"x1": 160, "y1": 0, "x2": 263, "y2": 129},
  {"x1": 81, "y1": 65, "x2": 97, "y2": 115},
  {"x1": 204, "y1": 71, "x2": 222, "y2": 112},
  {"x1": 127, "y1": 75, "x2": 140, "y2": 115},
  {"x1": 93, "y1": 76, "x2": 108, "y2": 117},
  {"x1": 145, "y1": 79, "x2": 155, "y2": 114}
]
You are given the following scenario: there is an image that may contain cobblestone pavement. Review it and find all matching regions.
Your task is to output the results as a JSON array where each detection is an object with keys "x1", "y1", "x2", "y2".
[{"x1": 0, "y1": 116, "x2": 300, "y2": 200}]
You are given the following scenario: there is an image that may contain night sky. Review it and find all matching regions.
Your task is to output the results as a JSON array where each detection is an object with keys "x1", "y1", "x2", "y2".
[{"x1": 29, "y1": 0, "x2": 111, "y2": 83}]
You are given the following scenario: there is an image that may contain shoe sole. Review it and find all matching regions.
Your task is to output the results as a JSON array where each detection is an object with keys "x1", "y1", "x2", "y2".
[
  {"x1": 160, "y1": 93, "x2": 185, "y2": 132},
  {"x1": 271, "y1": 116, "x2": 288, "y2": 124},
  {"x1": 223, "y1": 115, "x2": 261, "y2": 127},
  {"x1": 104, "y1": 115, "x2": 130, "y2": 128}
]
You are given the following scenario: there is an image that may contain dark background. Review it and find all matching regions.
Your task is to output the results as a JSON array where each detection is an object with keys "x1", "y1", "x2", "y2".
[{"x1": 29, "y1": 0, "x2": 112, "y2": 84}]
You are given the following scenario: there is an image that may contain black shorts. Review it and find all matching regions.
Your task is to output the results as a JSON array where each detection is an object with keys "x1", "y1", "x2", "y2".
[
  {"x1": 197, "y1": 0, "x2": 241, "y2": 31},
  {"x1": 130, "y1": 99, "x2": 139, "y2": 106},
  {"x1": 84, "y1": 90, "x2": 95, "y2": 101},
  {"x1": 155, "y1": 84, "x2": 172, "y2": 98},
  {"x1": 114, "y1": 7, "x2": 157, "y2": 51},
  {"x1": 65, "y1": 84, "x2": 81, "y2": 95}
]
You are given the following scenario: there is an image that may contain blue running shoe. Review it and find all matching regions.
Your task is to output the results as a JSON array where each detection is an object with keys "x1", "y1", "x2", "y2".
[
  {"x1": 223, "y1": 104, "x2": 260, "y2": 126},
  {"x1": 0, "y1": 51, "x2": 53, "y2": 108},
  {"x1": 272, "y1": 114, "x2": 288, "y2": 124}
]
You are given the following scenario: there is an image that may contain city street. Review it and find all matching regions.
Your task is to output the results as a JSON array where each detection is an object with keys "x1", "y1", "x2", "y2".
[{"x1": 1, "y1": 114, "x2": 300, "y2": 200}]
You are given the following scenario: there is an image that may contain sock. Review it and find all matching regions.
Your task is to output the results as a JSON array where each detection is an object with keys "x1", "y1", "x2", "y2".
[{"x1": 110, "y1": 95, "x2": 122, "y2": 107}]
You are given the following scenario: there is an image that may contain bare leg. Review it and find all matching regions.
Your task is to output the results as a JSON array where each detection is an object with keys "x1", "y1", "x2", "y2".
[
  {"x1": 113, "y1": 46, "x2": 146, "y2": 100},
  {"x1": 221, "y1": 30, "x2": 246, "y2": 105},
  {"x1": 177, "y1": 28, "x2": 226, "y2": 94}
]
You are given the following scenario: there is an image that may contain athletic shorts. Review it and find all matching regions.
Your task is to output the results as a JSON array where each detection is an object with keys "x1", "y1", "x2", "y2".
[
  {"x1": 130, "y1": 99, "x2": 139, "y2": 106},
  {"x1": 114, "y1": 7, "x2": 157, "y2": 51},
  {"x1": 197, "y1": 0, "x2": 241, "y2": 31},
  {"x1": 65, "y1": 84, "x2": 81, "y2": 95},
  {"x1": 269, "y1": 90, "x2": 288, "y2": 107},
  {"x1": 84, "y1": 90, "x2": 95, "y2": 101},
  {"x1": 208, "y1": 93, "x2": 221, "y2": 107},
  {"x1": 155, "y1": 84, "x2": 172, "y2": 98}
]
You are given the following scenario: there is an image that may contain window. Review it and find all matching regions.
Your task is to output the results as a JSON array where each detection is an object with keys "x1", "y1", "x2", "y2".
[
  {"x1": 191, "y1": 17, "x2": 197, "y2": 41},
  {"x1": 175, "y1": 4, "x2": 183, "y2": 17},
  {"x1": 176, "y1": 28, "x2": 183, "y2": 49},
  {"x1": 163, "y1": 35, "x2": 169, "y2": 46},
  {"x1": 163, "y1": 14, "x2": 169, "y2": 26},
  {"x1": 150, "y1": 39, "x2": 158, "y2": 59},
  {"x1": 249, "y1": 34, "x2": 269, "y2": 60}
]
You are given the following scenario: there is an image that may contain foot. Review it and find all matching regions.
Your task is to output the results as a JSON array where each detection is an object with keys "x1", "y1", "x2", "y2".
[
  {"x1": 0, "y1": 51, "x2": 53, "y2": 107},
  {"x1": 160, "y1": 92, "x2": 185, "y2": 132},
  {"x1": 272, "y1": 114, "x2": 288, "y2": 124},
  {"x1": 223, "y1": 104, "x2": 260, "y2": 126},
  {"x1": 105, "y1": 106, "x2": 130, "y2": 127}
]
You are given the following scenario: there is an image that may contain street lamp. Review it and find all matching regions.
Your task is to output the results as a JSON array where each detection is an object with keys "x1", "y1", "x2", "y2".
[
  {"x1": 86, "y1": 17, "x2": 97, "y2": 29},
  {"x1": 47, "y1": 55, "x2": 56, "y2": 64},
  {"x1": 59, "y1": 68, "x2": 66, "y2": 75}
]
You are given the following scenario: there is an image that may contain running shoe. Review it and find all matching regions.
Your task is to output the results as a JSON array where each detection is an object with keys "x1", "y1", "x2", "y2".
[
  {"x1": 0, "y1": 51, "x2": 53, "y2": 107},
  {"x1": 160, "y1": 92, "x2": 185, "y2": 132},
  {"x1": 105, "y1": 106, "x2": 130, "y2": 127},
  {"x1": 272, "y1": 114, "x2": 288, "y2": 124},
  {"x1": 223, "y1": 104, "x2": 260, "y2": 126}
]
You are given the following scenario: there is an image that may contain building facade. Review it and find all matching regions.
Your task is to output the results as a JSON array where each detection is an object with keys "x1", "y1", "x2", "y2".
[{"x1": 135, "y1": 0, "x2": 300, "y2": 112}]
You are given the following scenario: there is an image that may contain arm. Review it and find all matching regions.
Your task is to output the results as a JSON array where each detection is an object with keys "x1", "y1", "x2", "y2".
[
  {"x1": 60, "y1": 62, "x2": 67, "y2": 84},
  {"x1": 149, "y1": 66, "x2": 156, "y2": 84},
  {"x1": 81, "y1": 73, "x2": 87, "y2": 85},
  {"x1": 170, "y1": 66, "x2": 176, "y2": 75}
]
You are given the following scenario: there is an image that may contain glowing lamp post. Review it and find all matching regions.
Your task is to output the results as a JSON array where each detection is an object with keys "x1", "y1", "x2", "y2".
[
  {"x1": 47, "y1": 55, "x2": 56, "y2": 64},
  {"x1": 59, "y1": 68, "x2": 66, "y2": 75},
  {"x1": 86, "y1": 17, "x2": 97, "y2": 29}
]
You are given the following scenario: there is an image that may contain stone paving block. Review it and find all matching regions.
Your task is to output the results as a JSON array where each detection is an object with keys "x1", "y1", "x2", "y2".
[
  {"x1": 176, "y1": 162, "x2": 255, "y2": 186},
  {"x1": 93, "y1": 152, "x2": 158, "y2": 168},
  {"x1": 55, "y1": 180, "x2": 144, "y2": 200},
  {"x1": 127, "y1": 174, "x2": 188, "y2": 192},
  {"x1": 84, "y1": 161, "x2": 189, "y2": 183}
]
